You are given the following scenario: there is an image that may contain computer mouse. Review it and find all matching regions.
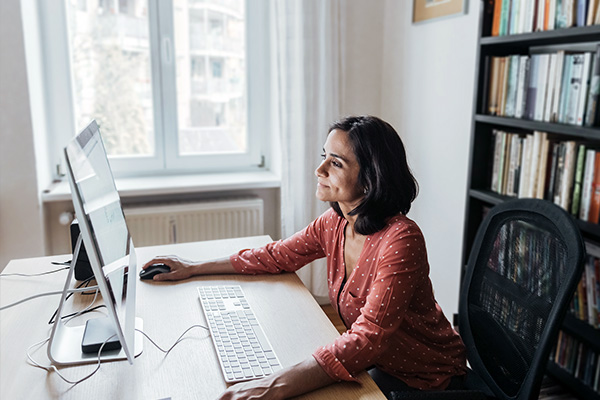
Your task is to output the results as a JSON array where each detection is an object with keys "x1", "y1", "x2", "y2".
[{"x1": 139, "y1": 263, "x2": 171, "y2": 280}]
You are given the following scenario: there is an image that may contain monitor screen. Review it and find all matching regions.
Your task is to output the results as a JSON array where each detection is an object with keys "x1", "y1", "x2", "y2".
[{"x1": 63, "y1": 120, "x2": 138, "y2": 364}]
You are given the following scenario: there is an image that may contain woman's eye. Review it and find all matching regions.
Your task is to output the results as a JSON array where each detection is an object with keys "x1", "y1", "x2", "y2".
[
  {"x1": 320, "y1": 153, "x2": 326, "y2": 160},
  {"x1": 332, "y1": 160, "x2": 342, "y2": 168}
]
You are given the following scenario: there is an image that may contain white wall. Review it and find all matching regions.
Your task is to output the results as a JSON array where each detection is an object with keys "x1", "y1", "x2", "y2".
[
  {"x1": 380, "y1": 0, "x2": 479, "y2": 315},
  {"x1": 0, "y1": 0, "x2": 46, "y2": 271}
]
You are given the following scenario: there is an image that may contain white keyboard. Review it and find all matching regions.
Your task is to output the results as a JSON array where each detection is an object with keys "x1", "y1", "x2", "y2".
[{"x1": 197, "y1": 285, "x2": 283, "y2": 383}]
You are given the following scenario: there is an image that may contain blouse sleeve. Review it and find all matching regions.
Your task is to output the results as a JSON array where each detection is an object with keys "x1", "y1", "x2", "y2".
[
  {"x1": 229, "y1": 210, "x2": 333, "y2": 274},
  {"x1": 312, "y1": 224, "x2": 428, "y2": 381}
]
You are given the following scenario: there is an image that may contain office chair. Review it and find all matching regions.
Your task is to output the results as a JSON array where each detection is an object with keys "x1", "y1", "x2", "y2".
[{"x1": 391, "y1": 199, "x2": 585, "y2": 400}]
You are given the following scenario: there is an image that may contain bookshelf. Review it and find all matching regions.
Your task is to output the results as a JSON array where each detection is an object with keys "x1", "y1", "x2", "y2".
[{"x1": 463, "y1": 2, "x2": 600, "y2": 399}]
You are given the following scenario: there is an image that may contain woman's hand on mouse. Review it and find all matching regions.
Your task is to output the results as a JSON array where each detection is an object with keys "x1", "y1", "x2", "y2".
[
  {"x1": 142, "y1": 256, "x2": 197, "y2": 281},
  {"x1": 142, "y1": 255, "x2": 237, "y2": 281}
]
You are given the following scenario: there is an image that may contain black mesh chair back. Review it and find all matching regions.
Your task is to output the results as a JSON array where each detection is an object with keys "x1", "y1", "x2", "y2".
[{"x1": 458, "y1": 199, "x2": 585, "y2": 400}]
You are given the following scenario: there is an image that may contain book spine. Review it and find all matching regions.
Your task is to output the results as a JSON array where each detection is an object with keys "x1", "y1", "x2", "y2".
[
  {"x1": 546, "y1": 142, "x2": 560, "y2": 201},
  {"x1": 576, "y1": 52, "x2": 592, "y2": 126},
  {"x1": 505, "y1": 55, "x2": 520, "y2": 117},
  {"x1": 551, "y1": 50, "x2": 566, "y2": 122},
  {"x1": 559, "y1": 140, "x2": 577, "y2": 211},
  {"x1": 585, "y1": 46, "x2": 600, "y2": 126},
  {"x1": 588, "y1": 152, "x2": 600, "y2": 223},
  {"x1": 488, "y1": 57, "x2": 501, "y2": 115},
  {"x1": 500, "y1": 0, "x2": 512, "y2": 35},
  {"x1": 544, "y1": 53, "x2": 558, "y2": 122},
  {"x1": 534, "y1": 54, "x2": 550, "y2": 121},
  {"x1": 515, "y1": 55, "x2": 531, "y2": 119},
  {"x1": 566, "y1": 54, "x2": 585, "y2": 125},
  {"x1": 576, "y1": 0, "x2": 587, "y2": 26},
  {"x1": 558, "y1": 54, "x2": 574, "y2": 123},
  {"x1": 571, "y1": 144, "x2": 586, "y2": 216},
  {"x1": 536, "y1": 134, "x2": 550, "y2": 198},
  {"x1": 579, "y1": 149, "x2": 596, "y2": 221},
  {"x1": 526, "y1": 55, "x2": 540, "y2": 120},
  {"x1": 492, "y1": 0, "x2": 504, "y2": 36}
]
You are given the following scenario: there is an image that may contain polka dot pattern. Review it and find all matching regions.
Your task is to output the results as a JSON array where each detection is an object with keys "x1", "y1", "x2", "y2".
[{"x1": 230, "y1": 208, "x2": 467, "y2": 390}]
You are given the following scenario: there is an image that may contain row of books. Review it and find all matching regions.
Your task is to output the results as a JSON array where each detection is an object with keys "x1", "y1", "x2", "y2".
[
  {"x1": 491, "y1": 0, "x2": 600, "y2": 36},
  {"x1": 569, "y1": 241, "x2": 600, "y2": 327},
  {"x1": 490, "y1": 130, "x2": 600, "y2": 223},
  {"x1": 552, "y1": 330, "x2": 600, "y2": 393},
  {"x1": 485, "y1": 48, "x2": 600, "y2": 127}
]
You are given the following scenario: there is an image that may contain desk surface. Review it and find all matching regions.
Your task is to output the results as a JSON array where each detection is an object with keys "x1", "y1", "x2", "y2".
[{"x1": 1, "y1": 236, "x2": 385, "y2": 399}]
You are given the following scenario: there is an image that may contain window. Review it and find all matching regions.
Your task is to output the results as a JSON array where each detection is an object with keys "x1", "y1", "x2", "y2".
[{"x1": 41, "y1": 0, "x2": 269, "y2": 177}]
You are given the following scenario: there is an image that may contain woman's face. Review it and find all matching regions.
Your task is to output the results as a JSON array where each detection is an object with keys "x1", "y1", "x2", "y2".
[{"x1": 315, "y1": 129, "x2": 364, "y2": 211}]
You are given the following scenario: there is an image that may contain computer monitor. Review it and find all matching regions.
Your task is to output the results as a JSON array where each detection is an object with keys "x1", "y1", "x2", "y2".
[{"x1": 48, "y1": 120, "x2": 143, "y2": 366}]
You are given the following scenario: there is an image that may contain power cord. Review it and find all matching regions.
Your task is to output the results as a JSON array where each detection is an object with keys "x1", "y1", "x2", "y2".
[
  {"x1": 26, "y1": 325, "x2": 210, "y2": 386},
  {"x1": 0, "y1": 286, "x2": 99, "y2": 311},
  {"x1": 0, "y1": 265, "x2": 70, "y2": 277}
]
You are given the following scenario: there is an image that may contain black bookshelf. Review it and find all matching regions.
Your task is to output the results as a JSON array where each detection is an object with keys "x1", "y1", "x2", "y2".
[{"x1": 463, "y1": 2, "x2": 600, "y2": 399}]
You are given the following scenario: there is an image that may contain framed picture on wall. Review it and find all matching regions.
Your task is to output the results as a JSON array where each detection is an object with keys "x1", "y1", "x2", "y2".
[{"x1": 413, "y1": 0, "x2": 468, "y2": 24}]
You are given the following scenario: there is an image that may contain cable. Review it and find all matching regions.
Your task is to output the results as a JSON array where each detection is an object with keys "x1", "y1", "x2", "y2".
[
  {"x1": 26, "y1": 334, "x2": 117, "y2": 386},
  {"x1": 0, "y1": 286, "x2": 99, "y2": 311},
  {"x1": 136, "y1": 325, "x2": 209, "y2": 356},
  {"x1": 48, "y1": 277, "x2": 96, "y2": 324},
  {"x1": 26, "y1": 324, "x2": 210, "y2": 387},
  {"x1": 0, "y1": 266, "x2": 70, "y2": 277}
]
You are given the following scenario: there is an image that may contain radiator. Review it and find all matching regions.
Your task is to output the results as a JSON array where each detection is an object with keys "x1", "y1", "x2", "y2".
[{"x1": 123, "y1": 197, "x2": 264, "y2": 247}]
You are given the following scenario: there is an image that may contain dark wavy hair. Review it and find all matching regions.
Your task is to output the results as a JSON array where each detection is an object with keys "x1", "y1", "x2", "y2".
[{"x1": 329, "y1": 115, "x2": 418, "y2": 235}]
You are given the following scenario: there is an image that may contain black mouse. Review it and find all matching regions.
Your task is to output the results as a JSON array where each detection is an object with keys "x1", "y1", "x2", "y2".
[{"x1": 139, "y1": 263, "x2": 171, "y2": 280}]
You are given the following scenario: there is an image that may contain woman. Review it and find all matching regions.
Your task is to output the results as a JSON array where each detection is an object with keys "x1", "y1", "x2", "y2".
[{"x1": 143, "y1": 116, "x2": 467, "y2": 399}]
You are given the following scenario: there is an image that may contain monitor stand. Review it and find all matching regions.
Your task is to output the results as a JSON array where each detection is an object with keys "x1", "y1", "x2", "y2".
[{"x1": 47, "y1": 235, "x2": 143, "y2": 366}]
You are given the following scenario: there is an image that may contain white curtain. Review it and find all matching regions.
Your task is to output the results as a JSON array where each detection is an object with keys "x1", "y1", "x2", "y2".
[{"x1": 270, "y1": 0, "x2": 345, "y2": 301}]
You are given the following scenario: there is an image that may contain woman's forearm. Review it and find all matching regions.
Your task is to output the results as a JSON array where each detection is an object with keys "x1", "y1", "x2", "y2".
[
  {"x1": 275, "y1": 357, "x2": 336, "y2": 398},
  {"x1": 219, "y1": 357, "x2": 335, "y2": 400}
]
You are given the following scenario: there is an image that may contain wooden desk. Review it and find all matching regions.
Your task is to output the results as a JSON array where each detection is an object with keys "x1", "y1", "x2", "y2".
[{"x1": 1, "y1": 236, "x2": 385, "y2": 399}]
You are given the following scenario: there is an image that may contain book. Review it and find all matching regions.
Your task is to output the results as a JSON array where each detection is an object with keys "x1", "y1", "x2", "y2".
[
  {"x1": 535, "y1": 134, "x2": 550, "y2": 198},
  {"x1": 526, "y1": 55, "x2": 541, "y2": 120},
  {"x1": 544, "y1": 53, "x2": 558, "y2": 122},
  {"x1": 545, "y1": 142, "x2": 561, "y2": 201},
  {"x1": 515, "y1": 55, "x2": 531, "y2": 119},
  {"x1": 575, "y1": 52, "x2": 593, "y2": 126},
  {"x1": 510, "y1": 0, "x2": 521, "y2": 34},
  {"x1": 518, "y1": 134, "x2": 534, "y2": 197},
  {"x1": 585, "y1": 45, "x2": 600, "y2": 126},
  {"x1": 492, "y1": 0, "x2": 504, "y2": 36},
  {"x1": 588, "y1": 151, "x2": 600, "y2": 223},
  {"x1": 588, "y1": 0, "x2": 599, "y2": 25},
  {"x1": 537, "y1": 0, "x2": 546, "y2": 31},
  {"x1": 500, "y1": 0, "x2": 512, "y2": 35},
  {"x1": 553, "y1": 142, "x2": 567, "y2": 205},
  {"x1": 559, "y1": 140, "x2": 577, "y2": 210},
  {"x1": 488, "y1": 57, "x2": 501, "y2": 115},
  {"x1": 566, "y1": 53, "x2": 585, "y2": 125},
  {"x1": 579, "y1": 149, "x2": 596, "y2": 221},
  {"x1": 498, "y1": 57, "x2": 510, "y2": 116},
  {"x1": 548, "y1": 0, "x2": 558, "y2": 30},
  {"x1": 534, "y1": 53, "x2": 550, "y2": 121},
  {"x1": 551, "y1": 50, "x2": 566, "y2": 123},
  {"x1": 491, "y1": 130, "x2": 505, "y2": 193},
  {"x1": 558, "y1": 54, "x2": 574, "y2": 123},
  {"x1": 505, "y1": 55, "x2": 520, "y2": 117},
  {"x1": 571, "y1": 144, "x2": 586, "y2": 216},
  {"x1": 576, "y1": 0, "x2": 588, "y2": 26},
  {"x1": 529, "y1": 131, "x2": 547, "y2": 197}
]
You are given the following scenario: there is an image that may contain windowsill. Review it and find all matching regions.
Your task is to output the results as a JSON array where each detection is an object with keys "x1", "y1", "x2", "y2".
[{"x1": 42, "y1": 170, "x2": 281, "y2": 203}]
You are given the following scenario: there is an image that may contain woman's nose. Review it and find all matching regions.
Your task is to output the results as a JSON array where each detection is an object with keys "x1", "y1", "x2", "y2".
[{"x1": 315, "y1": 160, "x2": 327, "y2": 177}]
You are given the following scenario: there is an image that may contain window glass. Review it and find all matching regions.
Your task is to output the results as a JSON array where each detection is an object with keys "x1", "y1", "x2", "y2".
[
  {"x1": 173, "y1": 0, "x2": 247, "y2": 156},
  {"x1": 65, "y1": 0, "x2": 155, "y2": 158}
]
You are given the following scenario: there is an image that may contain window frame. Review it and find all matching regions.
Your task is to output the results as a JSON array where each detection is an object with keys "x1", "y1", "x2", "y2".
[{"x1": 39, "y1": 0, "x2": 270, "y2": 179}]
